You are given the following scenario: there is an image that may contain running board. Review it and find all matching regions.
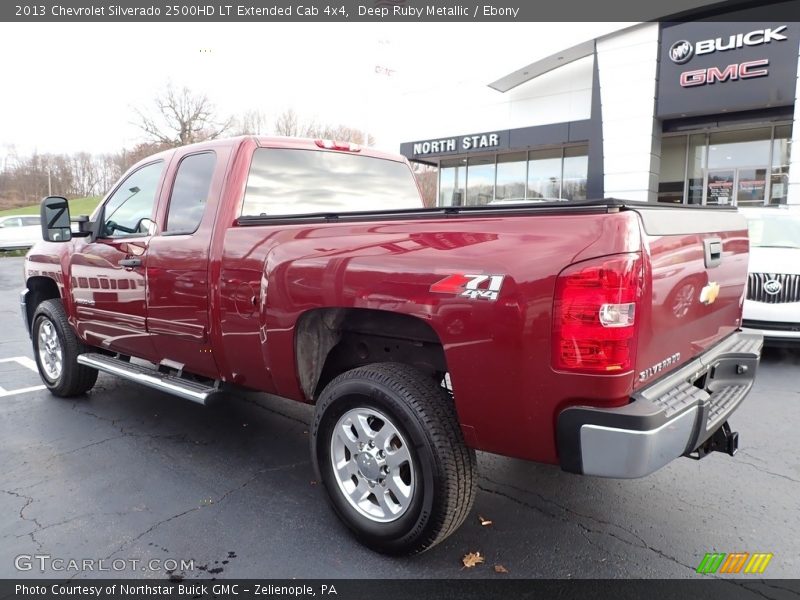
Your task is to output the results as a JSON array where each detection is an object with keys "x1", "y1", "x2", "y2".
[{"x1": 77, "y1": 353, "x2": 218, "y2": 405}]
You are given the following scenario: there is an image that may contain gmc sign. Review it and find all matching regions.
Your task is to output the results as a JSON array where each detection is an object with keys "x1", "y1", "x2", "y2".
[{"x1": 680, "y1": 59, "x2": 770, "y2": 87}]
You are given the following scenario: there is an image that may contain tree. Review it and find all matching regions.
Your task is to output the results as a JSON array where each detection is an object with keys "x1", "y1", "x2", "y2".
[
  {"x1": 272, "y1": 109, "x2": 374, "y2": 145},
  {"x1": 134, "y1": 84, "x2": 233, "y2": 147},
  {"x1": 411, "y1": 163, "x2": 438, "y2": 207},
  {"x1": 273, "y1": 108, "x2": 302, "y2": 137},
  {"x1": 235, "y1": 109, "x2": 270, "y2": 136}
]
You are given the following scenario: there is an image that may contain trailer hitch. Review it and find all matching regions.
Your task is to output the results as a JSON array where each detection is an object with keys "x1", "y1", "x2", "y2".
[{"x1": 687, "y1": 422, "x2": 739, "y2": 460}]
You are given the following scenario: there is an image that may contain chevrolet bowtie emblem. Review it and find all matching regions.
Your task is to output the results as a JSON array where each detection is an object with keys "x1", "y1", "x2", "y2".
[{"x1": 700, "y1": 281, "x2": 721, "y2": 305}]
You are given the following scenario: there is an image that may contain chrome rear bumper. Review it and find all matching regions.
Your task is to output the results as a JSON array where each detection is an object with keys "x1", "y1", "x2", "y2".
[{"x1": 558, "y1": 331, "x2": 763, "y2": 478}]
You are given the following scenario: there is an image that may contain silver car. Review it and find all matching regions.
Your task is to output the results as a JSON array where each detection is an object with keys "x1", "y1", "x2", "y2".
[
  {"x1": 0, "y1": 215, "x2": 41, "y2": 250},
  {"x1": 741, "y1": 207, "x2": 800, "y2": 344}
]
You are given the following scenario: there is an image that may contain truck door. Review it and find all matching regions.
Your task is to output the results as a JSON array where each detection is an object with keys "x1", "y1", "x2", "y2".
[
  {"x1": 145, "y1": 149, "x2": 226, "y2": 380},
  {"x1": 70, "y1": 160, "x2": 167, "y2": 359}
]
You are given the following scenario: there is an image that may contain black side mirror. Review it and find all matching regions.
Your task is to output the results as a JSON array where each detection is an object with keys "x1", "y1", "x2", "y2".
[{"x1": 40, "y1": 196, "x2": 72, "y2": 243}]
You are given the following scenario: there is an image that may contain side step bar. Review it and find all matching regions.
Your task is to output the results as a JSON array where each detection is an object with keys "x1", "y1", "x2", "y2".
[{"x1": 77, "y1": 353, "x2": 218, "y2": 405}]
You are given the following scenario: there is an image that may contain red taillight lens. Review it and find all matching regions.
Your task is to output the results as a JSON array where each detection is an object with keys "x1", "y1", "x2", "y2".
[{"x1": 552, "y1": 253, "x2": 643, "y2": 373}]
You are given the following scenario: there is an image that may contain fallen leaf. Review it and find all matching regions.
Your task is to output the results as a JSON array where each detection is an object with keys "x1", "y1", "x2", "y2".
[
  {"x1": 462, "y1": 552, "x2": 485, "y2": 568},
  {"x1": 494, "y1": 564, "x2": 509, "y2": 574},
  {"x1": 478, "y1": 515, "x2": 493, "y2": 526}
]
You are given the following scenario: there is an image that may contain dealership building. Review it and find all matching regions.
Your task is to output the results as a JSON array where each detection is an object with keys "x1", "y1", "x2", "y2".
[{"x1": 400, "y1": 14, "x2": 800, "y2": 208}]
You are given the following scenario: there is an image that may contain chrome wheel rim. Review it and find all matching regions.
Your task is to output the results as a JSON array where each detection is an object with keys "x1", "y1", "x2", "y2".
[
  {"x1": 330, "y1": 407, "x2": 415, "y2": 523},
  {"x1": 37, "y1": 317, "x2": 63, "y2": 381}
]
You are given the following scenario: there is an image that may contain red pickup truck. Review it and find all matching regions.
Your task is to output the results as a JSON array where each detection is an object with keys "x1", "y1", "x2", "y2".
[{"x1": 22, "y1": 136, "x2": 762, "y2": 554}]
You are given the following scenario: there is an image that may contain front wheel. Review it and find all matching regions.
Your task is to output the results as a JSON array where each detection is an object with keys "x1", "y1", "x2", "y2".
[
  {"x1": 311, "y1": 362, "x2": 476, "y2": 555},
  {"x1": 32, "y1": 299, "x2": 98, "y2": 397}
]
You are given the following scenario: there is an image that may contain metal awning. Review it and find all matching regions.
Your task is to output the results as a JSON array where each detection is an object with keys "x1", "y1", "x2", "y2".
[{"x1": 487, "y1": 39, "x2": 595, "y2": 93}]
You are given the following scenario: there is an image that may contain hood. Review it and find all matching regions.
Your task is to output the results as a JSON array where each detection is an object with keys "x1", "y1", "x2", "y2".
[{"x1": 748, "y1": 246, "x2": 800, "y2": 275}]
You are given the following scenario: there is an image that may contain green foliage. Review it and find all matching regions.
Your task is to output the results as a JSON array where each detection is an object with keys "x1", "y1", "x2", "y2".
[{"x1": 0, "y1": 196, "x2": 101, "y2": 217}]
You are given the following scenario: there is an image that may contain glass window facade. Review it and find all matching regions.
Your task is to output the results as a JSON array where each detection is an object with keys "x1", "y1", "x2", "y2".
[
  {"x1": 658, "y1": 124, "x2": 792, "y2": 206},
  {"x1": 439, "y1": 159, "x2": 466, "y2": 206},
  {"x1": 466, "y1": 156, "x2": 495, "y2": 206},
  {"x1": 436, "y1": 146, "x2": 588, "y2": 207},
  {"x1": 495, "y1": 153, "x2": 527, "y2": 201}
]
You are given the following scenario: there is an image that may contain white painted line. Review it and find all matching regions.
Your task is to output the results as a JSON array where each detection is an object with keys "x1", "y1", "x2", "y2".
[
  {"x1": 0, "y1": 356, "x2": 45, "y2": 397},
  {"x1": 14, "y1": 356, "x2": 39, "y2": 373},
  {"x1": 0, "y1": 356, "x2": 40, "y2": 372},
  {"x1": 0, "y1": 385, "x2": 46, "y2": 398}
]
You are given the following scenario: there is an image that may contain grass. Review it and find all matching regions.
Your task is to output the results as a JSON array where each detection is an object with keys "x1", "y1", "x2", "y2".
[
  {"x1": 0, "y1": 249, "x2": 27, "y2": 257},
  {"x1": 0, "y1": 196, "x2": 101, "y2": 217}
]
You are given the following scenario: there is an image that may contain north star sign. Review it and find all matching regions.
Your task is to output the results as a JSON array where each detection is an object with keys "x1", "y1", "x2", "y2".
[{"x1": 412, "y1": 133, "x2": 501, "y2": 156}]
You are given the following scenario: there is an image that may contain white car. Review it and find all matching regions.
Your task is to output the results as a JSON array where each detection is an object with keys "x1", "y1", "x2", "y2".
[
  {"x1": 740, "y1": 206, "x2": 800, "y2": 344},
  {"x1": 0, "y1": 215, "x2": 41, "y2": 250}
]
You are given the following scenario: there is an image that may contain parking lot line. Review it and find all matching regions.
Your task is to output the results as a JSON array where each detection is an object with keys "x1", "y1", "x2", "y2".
[
  {"x1": 0, "y1": 356, "x2": 39, "y2": 372},
  {"x1": 0, "y1": 384, "x2": 45, "y2": 398},
  {"x1": 0, "y1": 355, "x2": 45, "y2": 397}
]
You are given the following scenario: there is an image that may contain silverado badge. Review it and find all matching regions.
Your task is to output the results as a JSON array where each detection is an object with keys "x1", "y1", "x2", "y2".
[{"x1": 699, "y1": 281, "x2": 720, "y2": 305}]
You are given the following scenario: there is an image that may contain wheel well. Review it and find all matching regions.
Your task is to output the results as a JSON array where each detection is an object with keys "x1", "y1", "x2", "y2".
[
  {"x1": 25, "y1": 277, "x2": 61, "y2": 332},
  {"x1": 295, "y1": 308, "x2": 447, "y2": 401}
]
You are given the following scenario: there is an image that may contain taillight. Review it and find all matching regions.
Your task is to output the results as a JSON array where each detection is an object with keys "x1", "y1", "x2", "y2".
[
  {"x1": 552, "y1": 253, "x2": 643, "y2": 374},
  {"x1": 315, "y1": 139, "x2": 361, "y2": 152}
]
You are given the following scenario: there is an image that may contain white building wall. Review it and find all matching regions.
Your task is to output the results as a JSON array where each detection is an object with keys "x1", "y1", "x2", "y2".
[
  {"x1": 786, "y1": 41, "x2": 800, "y2": 206},
  {"x1": 596, "y1": 24, "x2": 661, "y2": 202},
  {"x1": 399, "y1": 55, "x2": 593, "y2": 141}
]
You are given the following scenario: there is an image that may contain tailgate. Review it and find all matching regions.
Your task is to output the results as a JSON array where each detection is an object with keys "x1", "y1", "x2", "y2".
[{"x1": 632, "y1": 206, "x2": 749, "y2": 390}]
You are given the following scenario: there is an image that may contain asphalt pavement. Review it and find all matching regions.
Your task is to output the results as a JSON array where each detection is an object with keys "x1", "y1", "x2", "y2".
[{"x1": 1, "y1": 255, "x2": 799, "y2": 579}]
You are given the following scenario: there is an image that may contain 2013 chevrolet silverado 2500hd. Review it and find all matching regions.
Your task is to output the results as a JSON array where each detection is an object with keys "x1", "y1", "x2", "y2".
[{"x1": 22, "y1": 136, "x2": 763, "y2": 554}]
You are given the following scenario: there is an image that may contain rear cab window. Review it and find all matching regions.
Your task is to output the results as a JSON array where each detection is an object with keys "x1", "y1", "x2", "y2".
[
  {"x1": 240, "y1": 148, "x2": 423, "y2": 217},
  {"x1": 164, "y1": 152, "x2": 216, "y2": 235}
]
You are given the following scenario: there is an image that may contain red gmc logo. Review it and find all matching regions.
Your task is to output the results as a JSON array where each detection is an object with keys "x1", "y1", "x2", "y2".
[{"x1": 679, "y1": 59, "x2": 770, "y2": 87}]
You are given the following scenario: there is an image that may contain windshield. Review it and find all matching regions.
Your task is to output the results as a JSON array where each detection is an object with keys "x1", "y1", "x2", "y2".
[
  {"x1": 745, "y1": 211, "x2": 800, "y2": 249},
  {"x1": 241, "y1": 148, "x2": 423, "y2": 217}
]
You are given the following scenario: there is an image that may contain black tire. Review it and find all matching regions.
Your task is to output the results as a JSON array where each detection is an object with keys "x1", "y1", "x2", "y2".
[
  {"x1": 32, "y1": 299, "x2": 98, "y2": 397},
  {"x1": 311, "y1": 362, "x2": 476, "y2": 555}
]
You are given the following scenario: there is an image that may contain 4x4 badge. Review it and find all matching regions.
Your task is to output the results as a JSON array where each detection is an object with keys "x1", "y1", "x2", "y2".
[{"x1": 430, "y1": 274, "x2": 505, "y2": 301}]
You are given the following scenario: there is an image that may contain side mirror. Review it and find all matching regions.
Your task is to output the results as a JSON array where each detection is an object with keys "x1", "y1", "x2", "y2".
[{"x1": 40, "y1": 196, "x2": 72, "y2": 243}]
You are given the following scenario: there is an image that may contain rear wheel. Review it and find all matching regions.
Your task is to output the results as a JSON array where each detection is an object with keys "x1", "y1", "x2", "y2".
[
  {"x1": 32, "y1": 299, "x2": 97, "y2": 397},
  {"x1": 311, "y1": 362, "x2": 476, "y2": 555}
]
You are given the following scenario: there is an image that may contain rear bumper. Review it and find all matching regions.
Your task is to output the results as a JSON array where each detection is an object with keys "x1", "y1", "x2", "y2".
[{"x1": 557, "y1": 331, "x2": 763, "y2": 478}]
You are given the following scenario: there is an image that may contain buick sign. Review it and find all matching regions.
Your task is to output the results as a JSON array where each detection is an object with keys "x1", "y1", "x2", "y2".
[
  {"x1": 669, "y1": 40, "x2": 694, "y2": 64},
  {"x1": 668, "y1": 25, "x2": 788, "y2": 64},
  {"x1": 764, "y1": 279, "x2": 783, "y2": 295}
]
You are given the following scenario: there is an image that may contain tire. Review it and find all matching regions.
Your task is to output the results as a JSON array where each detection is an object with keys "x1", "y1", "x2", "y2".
[
  {"x1": 32, "y1": 299, "x2": 98, "y2": 397},
  {"x1": 311, "y1": 362, "x2": 476, "y2": 555}
]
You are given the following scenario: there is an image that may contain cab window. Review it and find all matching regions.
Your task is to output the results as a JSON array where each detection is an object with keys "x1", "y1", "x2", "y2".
[
  {"x1": 102, "y1": 161, "x2": 165, "y2": 237},
  {"x1": 165, "y1": 152, "x2": 216, "y2": 235}
]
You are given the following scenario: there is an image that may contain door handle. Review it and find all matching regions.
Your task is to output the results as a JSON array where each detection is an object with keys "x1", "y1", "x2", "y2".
[
  {"x1": 703, "y1": 238, "x2": 722, "y2": 269},
  {"x1": 119, "y1": 258, "x2": 142, "y2": 268}
]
